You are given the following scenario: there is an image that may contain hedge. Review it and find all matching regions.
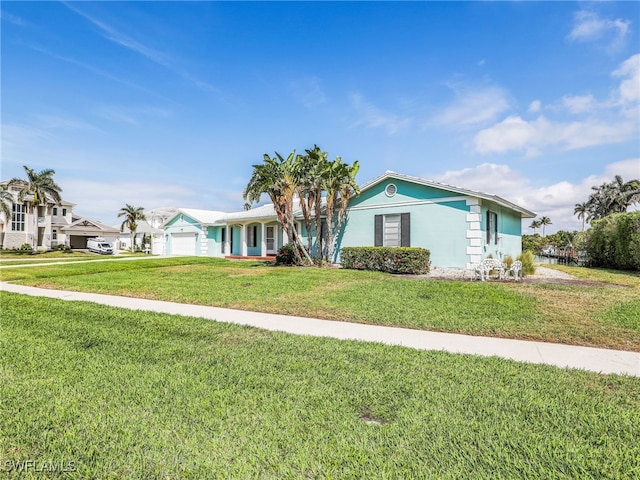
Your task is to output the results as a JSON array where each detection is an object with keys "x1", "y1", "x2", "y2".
[
  {"x1": 585, "y1": 211, "x2": 640, "y2": 271},
  {"x1": 340, "y1": 247, "x2": 431, "y2": 274}
]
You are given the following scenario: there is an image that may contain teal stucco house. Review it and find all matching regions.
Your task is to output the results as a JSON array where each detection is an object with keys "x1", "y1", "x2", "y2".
[{"x1": 162, "y1": 171, "x2": 535, "y2": 268}]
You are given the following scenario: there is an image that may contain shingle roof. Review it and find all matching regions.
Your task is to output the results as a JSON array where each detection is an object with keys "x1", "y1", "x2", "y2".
[{"x1": 216, "y1": 204, "x2": 277, "y2": 223}]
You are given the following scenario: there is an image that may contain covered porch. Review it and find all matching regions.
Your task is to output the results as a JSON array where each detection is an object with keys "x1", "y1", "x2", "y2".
[{"x1": 224, "y1": 221, "x2": 285, "y2": 258}]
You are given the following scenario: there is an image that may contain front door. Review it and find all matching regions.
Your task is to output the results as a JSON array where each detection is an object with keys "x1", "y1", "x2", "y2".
[{"x1": 266, "y1": 226, "x2": 276, "y2": 254}]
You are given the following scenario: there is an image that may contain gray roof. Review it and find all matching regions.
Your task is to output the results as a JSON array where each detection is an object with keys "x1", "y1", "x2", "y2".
[
  {"x1": 216, "y1": 204, "x2": 277, "y2": 223},
  {"x1": 161, "y1": 208, "x2": 227, "y2": 227},
  {"x1": 362, "y1": 171, "x2": 536, "y2": 218}
]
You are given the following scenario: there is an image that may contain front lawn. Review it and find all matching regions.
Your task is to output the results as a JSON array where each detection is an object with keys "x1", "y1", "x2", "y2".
[
  {"x1": 2, "y1": 257, "x2": 639, "y2": 350},
  {"x1": 2, "y1": 292, "x2": 638, "y2": 479}
]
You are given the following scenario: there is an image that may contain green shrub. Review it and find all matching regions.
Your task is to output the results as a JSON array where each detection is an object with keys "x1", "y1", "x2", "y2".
[
  {"x1": 341, "y1": 247, "x2": 430, "y2": 274},
  {"x1": 54, "y1": 244, "x2": 71, "y2": 252},
  {"x1": 19, "y1": 243, "x2": 33, "y2": 253},
  {"x1": 585, "y1": 212, "x2": 640, "y2": 271},
  {"x1": 516, "y1": 250, "x2": 536, "y2": 276},
  {"x1": 275, "y1": 243, "x2": 305, "y2": 265}
]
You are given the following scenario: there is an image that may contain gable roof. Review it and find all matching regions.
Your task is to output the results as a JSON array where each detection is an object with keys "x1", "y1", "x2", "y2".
[
  {"x1": 361, "y1": 171, "x2": 536, "y2": 218},
  {"x1": 61, "y1": 215, "x2": 120, "y2": 233},
  {"x1": 161, "y1": 208, "x2": 227, "y2": 228},
  {"x1": 216, "y1": 204, "x2": 277, "y2": 223}
]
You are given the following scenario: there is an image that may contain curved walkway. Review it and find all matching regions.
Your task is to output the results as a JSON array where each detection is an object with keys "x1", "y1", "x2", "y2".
[{"x1": 2, "y1": 282, "x2": 638, "y2": 377}]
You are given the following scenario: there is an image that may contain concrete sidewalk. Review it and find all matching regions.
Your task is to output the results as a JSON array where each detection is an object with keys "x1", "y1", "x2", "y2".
[{"x1": 2, "y1": 281, "x2": 639, "y2": 377}]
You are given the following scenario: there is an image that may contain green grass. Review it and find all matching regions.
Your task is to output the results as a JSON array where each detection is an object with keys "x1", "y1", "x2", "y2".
[
  {"x1": 2, "y1": 292, "x2": 639, "y2": 479},
  {"x1": 2, "y1": 257, "x2": 639, "y2": 350}
]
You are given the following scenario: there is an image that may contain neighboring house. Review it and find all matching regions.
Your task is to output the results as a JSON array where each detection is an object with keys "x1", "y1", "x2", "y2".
[
  {"x1": 0, "y1": 182, "x2": 119, "y2": 250},
  {"x1": 117, "y1": 220, "x2": 164, "y2": 254},
  {"x1": 158, "y1": 171, "x2": 535, "y2": 268}
]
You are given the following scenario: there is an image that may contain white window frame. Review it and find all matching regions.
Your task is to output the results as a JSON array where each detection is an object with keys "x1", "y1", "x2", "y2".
[{"x1": 11, "y1": 204, "x2": 26, "y2": 231}]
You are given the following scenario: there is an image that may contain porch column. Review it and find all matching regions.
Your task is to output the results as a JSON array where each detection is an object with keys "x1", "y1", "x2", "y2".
[
  {"x1": 261, "y1": 223, "x2": 267, "y2": 257},
  {"x1": 241, "y1": 224, "x2": 248, "y2": 256},
  {"x1": 224, "y1": 227, "x2": 230, "y2": 256},
  {"x1": 282, "y1": 225, "x2": 289, "y2": 244}
]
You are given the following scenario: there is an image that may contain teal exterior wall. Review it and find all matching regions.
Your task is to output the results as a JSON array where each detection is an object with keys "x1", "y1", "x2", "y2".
[
  {"x1": 335, "y1": 179, "x2": 473, "y2": 267},
  {"x1": 206, "y1": 226, "x2": 223, "y2": 256},
  {"x1": 480, "y1": 201, "x2": 523, "y2": 260}
]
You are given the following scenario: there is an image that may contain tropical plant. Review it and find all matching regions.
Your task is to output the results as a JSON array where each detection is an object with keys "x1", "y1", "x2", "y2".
[
  {"x1": 243, "y1": 151, "x2": 312, "y2": 265},
  {"x1": 529, "y1": 220, "x2": 541, "y2": 234},
  {"x1": 573, "y1": 202, "x2": 589, "y2": 231},
  {"x1": 0, "y1": 184, "x2": 14, "y2": 221},
  {"x1": 322, "y1": 157, "x2": 360, "y2": 266},
  {"x1": 584, "y1": 175, "x2": 640, "y2": 221},
  {"x1": 539, "y1": 216, "x2": 552, "y2": 237},
  {"x1": 293, "y1": 145, "x2": 328, "y2": 263},
  {"x1": 118, "y1": 204, "x2": 146, "y2": 252},
  {"x1": 8, "y1": 166, "x2": 63, "y2": 248}
]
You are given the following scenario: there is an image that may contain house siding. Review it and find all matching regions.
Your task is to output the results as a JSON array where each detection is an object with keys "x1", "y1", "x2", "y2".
[{"x1": 333, "y1": 178, "x2": 531, "y2": 268}]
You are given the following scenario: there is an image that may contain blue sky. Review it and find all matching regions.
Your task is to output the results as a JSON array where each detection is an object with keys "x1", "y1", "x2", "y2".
[{"x1": 2, "y1": 1, "x2": 638, "y2": 233}]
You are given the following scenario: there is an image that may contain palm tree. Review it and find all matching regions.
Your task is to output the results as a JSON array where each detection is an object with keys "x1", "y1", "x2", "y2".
[
  {"x1": 529, "y1": 220, "x2": 541, "y2": 234},
  {"x1": 539, "y1": 216, "x2": 552, "y2": 237},
  {"x1": 0, "y1": 184, "x2": 14, "y2": 223},
  {"x1": 243, "y1": 151, "x2": 312, "y2": 264},
  {"x1": 294, "y1": 145, "x2": 329, "y2": 264},
  {"x1": 574, "y1": 202, "x2": 588, "y2": 231},
  {"x1": 323, "y1": 158, "x2": 360, "y2": 265},
  {"x1": 8, "y1": 166, "x2": 62, "y2": 248},
  {"x1": 118, "y1": 204, "x2": 146, "y2": 252},
  {"x1": 585, "y1": 176, "x2": 640, "y2": 221}
]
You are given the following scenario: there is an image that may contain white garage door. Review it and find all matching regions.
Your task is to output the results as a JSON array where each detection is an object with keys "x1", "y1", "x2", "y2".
[{"x1": 171, "y1": 234, "x2": 196, "y2": 256}]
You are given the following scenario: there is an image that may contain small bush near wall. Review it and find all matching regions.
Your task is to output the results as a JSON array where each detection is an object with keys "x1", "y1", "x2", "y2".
[
  {"x1": 341, "y1": 247, "x2": 430, "y2": 274},
  {"x1": 276, "y1": 243, "x2": 305, "y2": 265},
  {"x1": 517, "y1": 250, "x2": 536, "y2": 276}
]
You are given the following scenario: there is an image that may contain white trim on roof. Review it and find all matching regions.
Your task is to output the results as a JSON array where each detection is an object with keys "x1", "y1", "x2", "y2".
[{"x1": 360, "y1": 171, "x2": 536, "y2": 218}]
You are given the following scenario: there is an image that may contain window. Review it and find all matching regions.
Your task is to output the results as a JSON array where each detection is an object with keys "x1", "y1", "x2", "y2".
[
  {"x1": 385, "y1": 183, "x2": 397, "y2": 197},
  {"x1": 375, "y1": 213, "x2": 410, "y2": 247},
  {"x1": 247, "y1": 225, "x2": 258, "y2": 248},
  {"x1": 52, "y1": 229, "x2": 58, "y2": 240},
  {"x1": 486, "y1": 211, "x2": 498, "y2": 245},
  {"x1": 62, "y1": 208, "x2": 67, "y2": 216},
  {"x1": 53, "y1": 207, "x2": 58, "y2": 216},
  {"x1": 11, "y1": 204, "x2": 26, "y2": 231}
]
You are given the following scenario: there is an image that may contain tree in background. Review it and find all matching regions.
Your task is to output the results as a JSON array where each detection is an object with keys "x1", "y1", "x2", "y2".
[
  {"x1": 585, "y1": 175, "x2": 640, "y2": 221},
  {"x1": 529, "y1": 219, "x2": 541, "y2": 234},
  {"x1": 539, "y1": 216, "x2": 552, "y2": 237},
  {"x1": 8, "y1": 166, "x2": 62, "y2": 248},
  {"x1": 573, "y1": 202, "x2": 589, "y2": 231},
  {"x1": 118, "y1": 204, "x2": 146, "y2": 252}
]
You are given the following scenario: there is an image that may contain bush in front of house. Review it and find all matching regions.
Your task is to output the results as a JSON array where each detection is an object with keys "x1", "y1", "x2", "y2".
[
  {"x1": 275, "y1": 243, "x2": 305, "y2": 265},
  {"x1": 341, "y1": 247, "x2": 431, "y2": 274},
  {"x1": 517, "y1": 250, "x2": 536, "y2": 276}
]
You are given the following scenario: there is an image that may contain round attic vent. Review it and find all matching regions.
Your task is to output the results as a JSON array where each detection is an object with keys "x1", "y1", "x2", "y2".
[{"x1": 385, "y1": 183, "x2": 397, "y2": 197}]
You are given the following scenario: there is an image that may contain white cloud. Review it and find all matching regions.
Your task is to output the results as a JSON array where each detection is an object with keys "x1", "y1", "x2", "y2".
[
  {"x1": 290, "y1": 77, "x2": 326, "y2": 108},
  {"x1": 350, "y1": 93, "x2": 412, "y2": 135},
  {"x1": 433, "y1": 159, "x2": 640, "y2": 233},
  {"x1": 567, "y1": 10, "x2": 630, "y2": 51},
  {"x1": 561, "y1": 94, "x2": 596, "y2": 114},
  {"x1": 430, "y1": 86, "x2": 511, "y2": 128},
  {"x1": 474, "y1": 55, "x2": 639, "y2": 155},
  {"x1": 612, "y1": 53, "x2": 640, "y2": 105},
  {"x1": 528, "y1": 100, "x2": 541, "y2": 113}
]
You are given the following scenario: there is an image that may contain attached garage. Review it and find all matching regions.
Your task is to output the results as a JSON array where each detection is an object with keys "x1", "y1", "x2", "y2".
[{"x1": 170, "y1": 233, "x2": 197, "y2": 256}]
